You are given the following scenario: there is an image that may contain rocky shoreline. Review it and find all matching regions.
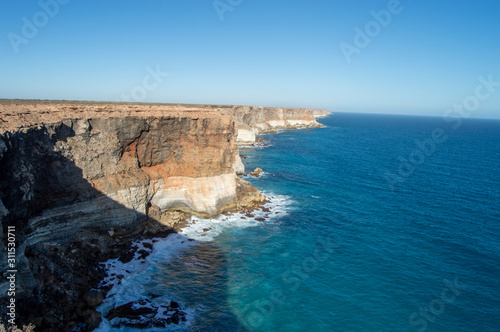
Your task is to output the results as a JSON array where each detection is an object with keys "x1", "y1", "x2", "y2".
[
  {"x1": 5, "y1": 190, "x2": 271, "y2": 331},
  {"x1": 10, "y1": 217, "x2": 176, "y2": 330}
]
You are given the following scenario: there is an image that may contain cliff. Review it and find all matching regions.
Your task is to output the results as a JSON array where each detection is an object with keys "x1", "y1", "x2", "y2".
[
  {"x1": 232, "y1": 106, "x2": 331, "y2": 145},
  {"x1": 1, "y1": 116, "x2": 251, "y2": 239},
  {"x1": 0, "y1": 100, "x2": 330, "y2": 329}
]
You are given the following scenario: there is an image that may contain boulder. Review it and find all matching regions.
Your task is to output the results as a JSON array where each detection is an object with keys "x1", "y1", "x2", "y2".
[
  {"x1": 84, "y1": 290, "x2": 103, "y2": 308},
  {"x1": 250, "y1": 168, "x2": 264, "y2": 176}
]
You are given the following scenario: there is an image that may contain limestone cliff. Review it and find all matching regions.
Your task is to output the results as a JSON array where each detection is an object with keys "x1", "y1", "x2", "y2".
[
  {"x1": 0, "y1": 108, "x2": 262, "y2": 307},
  {"x1": 0, "y1": 100, "x2": 329, "y2": 329},
  {"x1": 232, "y1": 106, "x2": 331, "y2": 145},
  {"x1": 0, "y1": 101, "x2": 331, "y2": 242},
  {"x1": 0, "y1": 115, "x2": 258, "y2": 244}
]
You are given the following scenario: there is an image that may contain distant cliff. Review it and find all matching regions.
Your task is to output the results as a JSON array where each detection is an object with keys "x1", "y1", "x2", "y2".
[
  {"x1": 232, "y1": 106, "x2": 331, "y2": 145},
  {"x1": 0, "y1": 100, "x2": 330, "y2": 329}
]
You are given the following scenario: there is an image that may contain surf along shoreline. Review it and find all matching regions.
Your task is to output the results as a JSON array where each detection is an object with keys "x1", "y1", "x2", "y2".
[{"x1": 93, "y1": 117, "x2": 332, "y2": 330}]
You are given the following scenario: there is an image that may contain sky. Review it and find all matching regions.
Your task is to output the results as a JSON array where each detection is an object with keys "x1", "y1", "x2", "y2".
[{"x1": 0, "y1": 0, "x2": 499, "y2": 118}]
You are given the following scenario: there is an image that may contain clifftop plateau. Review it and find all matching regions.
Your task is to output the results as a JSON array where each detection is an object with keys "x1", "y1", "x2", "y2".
[{"x1": 0, "y1": 99, "x2": 330, "y2": 133}]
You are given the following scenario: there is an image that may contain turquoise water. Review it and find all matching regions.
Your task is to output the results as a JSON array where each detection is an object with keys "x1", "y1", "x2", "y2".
[{"x1": 97, "y1": 113, "x2": 500, "y2": 331}]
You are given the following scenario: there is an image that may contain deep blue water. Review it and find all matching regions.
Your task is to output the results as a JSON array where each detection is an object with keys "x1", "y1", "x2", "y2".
[{"x1": 98, "y1": 113, "x2": 500, "y2": 331}]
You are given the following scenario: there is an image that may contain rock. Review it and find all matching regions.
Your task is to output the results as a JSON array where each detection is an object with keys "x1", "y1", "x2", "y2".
[
  {"x1": 150, "y1": 173, "x2": 238, "y2": 216},
  {"x1": 67, "y1": 322, "x2": 86, "y2": 332},
  {"x1": 137, "y1": 249, "x2": 150, "y2": 259},
  {"x1": 118, "y1": 250, "x2": 135, "y2": 264},
  {"x1": 250, "y1": 168, "x2": 264, "y2": 176},
  {"x1": 84, "y1": 290, "x2": 103, "y2": 308},
  {"x1": 234, "y1": 178, "x2": 266, "y2": 211},
  {"x1": 83, "y1": 309, "x2": 102, "y2": 330},
  {"x1": 171, "y1": 311, "x2": 180, "y2": 324},
  {"x1": 0, "y1": 138, "x2": 7, "y2": 159},
  {"x1": 255, "y1": 138, "x2": 270, "y2": 146},
  {"x1": 106, "y1": 299, "x2": 186, "y2": 328},
  {"x1": 64, "y1": 321, "x2": 77, "y2": 332},
  {"x1": 0, "y1": 199, "x2": 8, "y2": 218},
  {"x1": 233, "y1": 152, "x2": 245, "y2": 175},
  {"x1": 31, "y1": 316, "x2": 44, "y2": 328},
  {"x1": 236, "y1": 123, "x2": 257, "y2": 145},
  {"x1": 75, "y1": 302, "x2": 86, "y2": 317},
  {"x1": 107, "y1": 302, "x2": 155, "y2": 320},
  {"x1": 43, "y1": 312, "x2": 59, "y2": 326},
  {"x1": 255, "y1": 217, "x2": 265, "y2": 222}
]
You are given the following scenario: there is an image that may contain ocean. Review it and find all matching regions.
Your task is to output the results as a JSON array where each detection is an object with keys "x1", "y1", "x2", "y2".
[{"x1": 95, "y1": 113, "x2": 500, "y2": 331}]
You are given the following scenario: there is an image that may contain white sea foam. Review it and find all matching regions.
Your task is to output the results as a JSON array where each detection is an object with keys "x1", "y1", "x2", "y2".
[
  {"x1": 95, "y1": 191, "x2": 292, "y2": 331},
  {"x1": 95, "y1": 234, "x2": 196, "y2": 331},
  {"x1": 246, "y1": 136, "x2": 272, "y2": 148},
  {"x1": 253, "y1": 141, "x2": 272, "y2": 148},
  {"x1": 181, "y1": 192, "x2": 292, "y2": 242},
  {"x1": 239, "y1": 171, "x2": 270, "y2": 182}
]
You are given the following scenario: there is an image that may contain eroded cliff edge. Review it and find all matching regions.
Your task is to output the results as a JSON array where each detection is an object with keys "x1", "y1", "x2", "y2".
[
  {"x1": 0, "y1": 100, "x2": 330, "y2": 329},
  {"x1": 231, "y1": 106, "x2": 331, "y2": 145}
]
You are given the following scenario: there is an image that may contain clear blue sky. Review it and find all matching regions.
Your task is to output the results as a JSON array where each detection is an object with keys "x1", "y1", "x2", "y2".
[{"x1": 1, "y1": 0, "x2": 499, "y2": 118}]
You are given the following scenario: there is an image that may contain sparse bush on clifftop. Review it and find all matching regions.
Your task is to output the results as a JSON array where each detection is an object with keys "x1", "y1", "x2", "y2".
[{"x1": 0, "y1": 324, "x2": 35, "y2": 332}]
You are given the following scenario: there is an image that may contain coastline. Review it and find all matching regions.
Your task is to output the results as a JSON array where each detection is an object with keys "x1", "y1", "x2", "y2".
[
  {"x1": 0, "y1": 99, "x2": 330, "y2": 330},
  {"x1": 91, "y1": 114, "x2": 334, "y2": 329},
  {"x1": 94, "y1": 120, "x2": 330, "y2": 329},
  {"x1": 94, "y1": 191, "x2": 294, "y2": 330}
]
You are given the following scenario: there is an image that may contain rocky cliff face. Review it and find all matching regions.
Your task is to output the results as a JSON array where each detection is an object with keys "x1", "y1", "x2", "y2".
[
  {"x1": 232, "y1": 106, "x2": 331, "y2": 145},
  {"x1": 0, "y1": 100, "x2": 329, "y2": 329},
  {"x1": 0, "y1": 112, "x2": 261, "y2": 310},
  {"x1": 0, "y1": 101, "x2": 331, "y2": 246},
  {"x1": 0, "y1": 115, "x2": 263, "y2": 240}
]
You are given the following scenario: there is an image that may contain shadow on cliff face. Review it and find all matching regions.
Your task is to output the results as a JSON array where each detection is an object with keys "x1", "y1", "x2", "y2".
[
  {"x1": 0, "y1": 123, "x2": 246, "y2": 330},
  {"x1": 0, "y1": 122, "x2": 153, "y2": 329}
]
